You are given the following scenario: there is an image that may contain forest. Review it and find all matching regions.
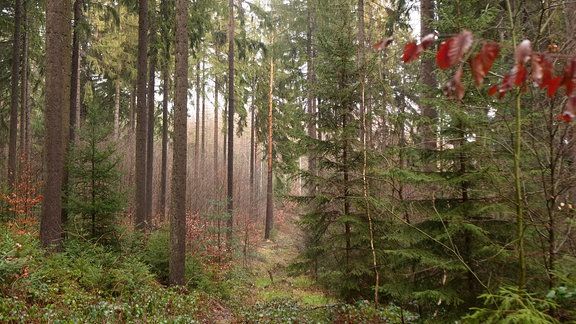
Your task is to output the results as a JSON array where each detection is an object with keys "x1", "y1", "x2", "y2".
[{"x1": 1, "y1": 0, "x2": 576, "y2": 322}]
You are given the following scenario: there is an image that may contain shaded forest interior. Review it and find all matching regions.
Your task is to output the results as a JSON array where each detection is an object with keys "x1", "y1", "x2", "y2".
[{"x1": 2, "y1": 0, "x2": 576, "y2": 322}]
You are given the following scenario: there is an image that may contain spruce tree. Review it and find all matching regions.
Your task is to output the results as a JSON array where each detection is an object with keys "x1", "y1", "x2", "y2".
[
  {"x1": 295, "y1": 0, "x2": 375, "y2": 301},
  {"x1": 67, "y1": 104, "x2": 126, "y2": 247}
]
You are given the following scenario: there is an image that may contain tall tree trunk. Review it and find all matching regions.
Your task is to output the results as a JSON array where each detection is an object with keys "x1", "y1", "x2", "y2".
[
  {"x1": 420, "y1": 0, "x2": 437, "y2": 169},
  {"x1": 112, "y1": 4, "x2": 119, "y2": 140},
  {"x1": 343, "y1": 110, "x2": 351, "y2": 281},
  {"x1": 194, "y1": 62, "x2": 201, "y2": 211},
  {"x1": 201, "y1": 60, "x2": 206, "y2": 170},
  {"x1": 114, "y1": 80, "x2": 120, "y2": 139},
  {"x1": 8, "y1": 0, "x2": 22, "y2": 189},
  {"x1": 264, "y1": 54, "x2": 274, "y2": 240},
  {"x1": 214, "y1": 61, "x2": 221, "y2": 254},
  {"x1": 213, "y1": 34, "x2": 220, "y2": 213},
  {"x1": 249, "y1": 84, "x2": 256, "y2": 218},
  {"x1": 70, "y1": 0, "x2": 82, "y2": 144},
  {"x1": 169, "y1": 0, "x2": 188, "y2": 286},
  {"x1": 226, "y1": 0, "x2": 235, "y2": 241},
  {"x1": 135, "y1": 0, "x2": 149, "y2": 231},
  {"x1": 356, "y1": 0, "x2": 365, "y2": 140},
  {"x1": 146, "y1": 1, "x2": 157, "y2": 224},
  {"x1": 130, "y1": 83, "x2": 136, "y2": 133},
  {"x1": 214, "y1": 74, "x2": 219, "y2": 193},
  {"x1": 306, "y1": 0, "x2": 317, "y2": 192},
  {"x1": 159, "y1": 43, "x2": 169, "y2": 224},
  {"x1": 224, "y1": 97, "x2": 227, "y2": 171},
  {"x1": 60, "y1": 0, "x2": 72, "y2": 234},
  {"x1": 19, "y1": 0, "x2": 30, "y2": 162},
  {"x1": 41, "y1": 0, "x2": 68, "y2": 251}
]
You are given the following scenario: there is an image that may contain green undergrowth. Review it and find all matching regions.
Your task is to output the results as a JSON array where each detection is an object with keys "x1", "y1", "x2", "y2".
[
  {"x1": 1, "y1": 215, "x2": 417, "y2": 323},
  {"x1": 226, "y1": 219, "x2": 418, "y2": 323},
  {"x1": 0, "y1": 220, "x2": 218, "y2": 323}
]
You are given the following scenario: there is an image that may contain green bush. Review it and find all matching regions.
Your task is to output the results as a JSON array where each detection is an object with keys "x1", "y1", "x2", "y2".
[
  {"x1": 0, "y1": 223, "x2": 214, "y2": 322},
  {"x1": 139, "y1": 227, "x2": 229, "y2": 297},
  {"x1": 140, "y1": 229, "x2": 171, "y2": 284}
]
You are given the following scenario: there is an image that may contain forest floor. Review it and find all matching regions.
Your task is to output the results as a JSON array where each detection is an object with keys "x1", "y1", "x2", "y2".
[
  {"x1": 0, "y1": 208, "x2": 411, "y2": 322},
  {"x1": 246, "y1": 207, "x2": 330, "y2": 302},
  {"x1": 215, "y1": 206, "x2": 334, "y2": 322}
]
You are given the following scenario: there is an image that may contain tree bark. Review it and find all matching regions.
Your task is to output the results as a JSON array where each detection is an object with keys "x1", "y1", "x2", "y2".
[
  {"x1": 41, "y1": 0, "x2": 68, "y2": 251},
  {"x1": 70, "y1": 0, "x2": 82, "y2": 144},
  {"x1": 249, "y1": 84, "x2": 256, "y2": 219},
  {"x1": 226, "y1": 0, "x2": 235, "y2": 242},
  {"x1": 146, "y1": 0, "x2": 157, "y2": 224},
  {"x1": 306, "y1": 0, "x2": 317, "y2": 192},
  {"x1": 214, "y1": 74, "x2": 220, "y2": 194},
  {"x1": 420, "y1": 0, "x2": 437, "y2": 166},
  {"x1": 60, "y1": 0, "x2": 72, "y2": 234},
  {"x1": 194, "y1": 62, "x2": 201, "y2": 213},
  {"x1": 264, "y1": 54, "x2": 274, "y2": 240},
  {"x1": 8, "y1": 0, "x2": 22, "y2": 189},
  {"x1": 356, "y1": 0, "x2": 365, "y2": 140},
  {"x1": 135, "y1": 0, "x2": 149, "y2": 231},
  {"x1": 19, "y1": 0, "x2": 30, "y2": 162},
  {"x1": 129, "y1": 83, "x2": 136, "y2": 133},
  {"x1": 159, "y1": 43, "x2": 170, "y2": 224},
  {"x1": 201, "y1": 60, "x2": 206, "y2": 170},
  {"x1": 114, "y1": 80, "x2": 120, "y2": 139},
  {"x1": 169, "y1": 0, "x2": 188, "y2": 286}
]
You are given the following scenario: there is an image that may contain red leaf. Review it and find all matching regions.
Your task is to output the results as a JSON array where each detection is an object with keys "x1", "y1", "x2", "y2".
[
  {"x1": 514, "y1": 40, "x2": 532, "y2": 66},
  {"x1": 470, "y1": 42, "x2": 499, "y2": 86},
  {"x1": 402, "y1": 41, "x2": 420, "y2": 63},
  {"x1": 454, "y1": 66, "x2": 465, "y2": 100},
  {"x1": 374, "y1": 37, "x2": 393, "y2": 51},
  {"x1": 420, "y1": 33, "x2": 435, "y2": 51},
  {"x1": 402, "y1": 34, "x2": 435, "y2": 63},
  {"x1": 496, "y1": 71, "x2": 515, "y2": 97},
  {"x1": 436, "y1": 39, "x2": 453, "y2": 69},
  {"x1": 436, "y1": 30, "x2": 473, "y2": 70},
  {"x1": 515, "y1": 65, "x2": 527, "y2": 86},
  {"x1": 489, "y1": 85, "x2": 499, "y2": 96},
  {"x1": 531, "y1": 54, "x2": 554, "y2": 88},
  {"x1": 558, "y1": 113, "x2": 571, "y2": 122},
  {"x1": 451, "y1": 30, "x2": 474, "y2": 64},
  {"x1": 445, "y1": 65, "x2": 465, "y2": 100},
  {"x1": 547, "y1": 76, "x2": 563, "y2": 97}
]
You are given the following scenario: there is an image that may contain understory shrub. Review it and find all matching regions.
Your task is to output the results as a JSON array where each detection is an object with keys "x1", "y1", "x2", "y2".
[
  {"x1": 139, "y1": 227, "x2": 230, "y2": 297},
  {"x1": 0, "y1": 224, "x2": 212, "y2": 322}
]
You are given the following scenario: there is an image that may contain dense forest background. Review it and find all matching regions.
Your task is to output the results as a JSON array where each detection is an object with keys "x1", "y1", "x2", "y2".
[{"x1": 1, "y1": 0, "x2": 576, "y2": 322}]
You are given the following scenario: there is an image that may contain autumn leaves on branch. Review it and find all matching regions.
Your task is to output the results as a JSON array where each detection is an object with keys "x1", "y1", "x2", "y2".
[{"x1": 375, "y1": 30, "x2": 576, "y2": 121}]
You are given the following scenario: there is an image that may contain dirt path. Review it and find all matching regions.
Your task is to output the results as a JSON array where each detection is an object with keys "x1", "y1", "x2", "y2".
[
  {"x1": 210, "y1": 207, "x2": 330, "y2": 323},
  {"x1": 247, "y1": 207, "x2": 329, "y2": 303}
]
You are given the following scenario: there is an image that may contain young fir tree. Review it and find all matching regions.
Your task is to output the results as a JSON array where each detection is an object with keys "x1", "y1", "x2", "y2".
[
  {"x1": 294, "y1": 0, "x2": 376, "y2": 302},
  {"x1": 67, "y1": 103, "x2": 126, "y2": 247}
]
